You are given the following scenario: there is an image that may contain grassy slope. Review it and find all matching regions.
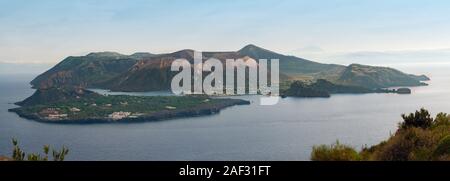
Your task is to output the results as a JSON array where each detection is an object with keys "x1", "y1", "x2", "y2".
[{"x1": 311, "y1": 109, "x2": 450, "y2": 161}]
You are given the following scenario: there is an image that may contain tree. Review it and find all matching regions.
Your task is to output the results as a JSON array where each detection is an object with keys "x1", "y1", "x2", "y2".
[{"x1": 400, "y1": 108, "x2": 434, "y2": 129}]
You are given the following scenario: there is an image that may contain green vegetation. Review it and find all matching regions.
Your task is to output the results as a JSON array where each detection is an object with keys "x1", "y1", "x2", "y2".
[
  {"x1": 281, "y1": 79, "x2": 401, "y2": 98},
  {"x1": 11, "y1": 138, "x2": 69, "y2": 161},
  {"x1": 21, "y1": 95, "x2": 221, "y2": 119},
  {"x1": 433, "y1": 135, "x2": 450, "y2": 157},
  {"x1": 337, "y1": 64, "x2": 429, "y2": 88},
  {"x1": 400, "y1": 108, "x2": 434, "y2": 129},
  {"x1": 311, "y1": 141, "x2": 361, "y2": 161},
  {"x1": 283, "y1": 80, "x2": 330, "y2": 98},
  {"x1": 311, "y1": 108, "x2": 450, "y2": 161},
  {"x1": 10, "y1": 87, "x2": 249, "y2": 123}
]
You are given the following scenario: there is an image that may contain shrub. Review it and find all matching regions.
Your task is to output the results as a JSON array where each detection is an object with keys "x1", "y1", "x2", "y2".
[
  {"x1": 372, "y1": 128, "x2": 437, "y2": 161},
  {"x1": 399, "y1": 108, "x2": 434, "y2": 129},
  {"x1": 311, "y1": 141, "x2": 361, "y2": 161},
  {"x1": 432, "y1": 135, "x2": 450, "y2": 159},
  {"x1": 311, "y1": 108, "x2": 450, "y2": 161},
  {"x1": 11, "y1": 138, "x2": 69, "y2": 161},
  {"x1": 433, "y1": 113, "x2": 450, "y2": 128},
  {"x1": 372, "y1": 130, "x2": 417, "y2": 161}
]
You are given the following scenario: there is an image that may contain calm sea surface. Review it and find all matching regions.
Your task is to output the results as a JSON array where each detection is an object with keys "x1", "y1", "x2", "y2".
[{"x1": 0, "y1": 63, "x2": 449, "y2": 160}]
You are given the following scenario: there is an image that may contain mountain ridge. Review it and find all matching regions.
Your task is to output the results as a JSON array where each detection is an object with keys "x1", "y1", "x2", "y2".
[{"x1": 30, "y1": 44, "x2": 429, "y2": 92}]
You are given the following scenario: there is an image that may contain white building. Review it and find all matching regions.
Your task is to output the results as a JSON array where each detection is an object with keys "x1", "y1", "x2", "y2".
[{"x1": 108, "y1": 111, "x2": 131, "y2": 120}]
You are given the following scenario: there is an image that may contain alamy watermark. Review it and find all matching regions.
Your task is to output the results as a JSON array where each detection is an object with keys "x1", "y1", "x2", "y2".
[{"x1": 170, "y1": 51, "x2": 280, "y2": 105}]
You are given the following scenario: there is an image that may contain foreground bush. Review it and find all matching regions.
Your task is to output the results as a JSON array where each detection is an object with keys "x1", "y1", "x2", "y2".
[
  {"x1": 432, "y1": 135, "x2": 450, "y2": 160},
  {"x1": 311, "y1": 108, "x2": 450, "y2": 161},
  {"x1": 400, "y1": 108, "x2": 434, "y2": 129},
  {"x1": 311, "y1": 141, "x2": 360, "y2": 161},
  {"x1": 11, "y1": 138, "x2": 69, "y2": 161},
  {"x1": 366, "y1": 128, "x2": 437, "y2": 161}
]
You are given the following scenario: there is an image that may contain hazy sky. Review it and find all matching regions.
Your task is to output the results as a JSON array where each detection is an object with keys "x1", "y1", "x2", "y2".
[{"x1": 1, "y1": 0, "x2": 450, "y2": 64}]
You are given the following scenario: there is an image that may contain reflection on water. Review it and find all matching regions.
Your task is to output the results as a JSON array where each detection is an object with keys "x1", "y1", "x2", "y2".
[{"x1": 0, "y1": 64, "x2": 449, "y2": 161}]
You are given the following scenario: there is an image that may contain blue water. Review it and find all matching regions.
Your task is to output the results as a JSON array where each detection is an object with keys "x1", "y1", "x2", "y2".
[{"x1": 0, "y1": 64, "x2": 449, "y2": 160}]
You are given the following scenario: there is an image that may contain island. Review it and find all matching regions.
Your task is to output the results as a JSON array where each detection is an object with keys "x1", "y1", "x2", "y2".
[
  {"x1": 11, "y1": 44, "x2": 429, "y2": 123},
  {"x1": 8, "y1": 87, "x2": 250, "y2": 124},
  {"x1": 281, "y1": 79, "x2": 413, "y2": 98},
  {"x1": 30, "y1": 44, "x2": 429, "y2": 92}
]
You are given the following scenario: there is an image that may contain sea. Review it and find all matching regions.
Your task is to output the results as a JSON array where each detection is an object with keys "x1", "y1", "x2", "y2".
[{"x1": 0, "y1": 63, "x2": 449, "y2": 160}]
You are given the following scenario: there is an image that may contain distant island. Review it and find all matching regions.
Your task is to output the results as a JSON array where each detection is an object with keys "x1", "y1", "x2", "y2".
[
  {"x1": 9, "y1": 87, "x2": 249, "y2": 123},
  {"x1": 10, "y1": 44, "x2": 430, "y2": 123},
  {"x1": 30, "y1": 44, "x2": 429, "y2": 92},
  {"x1": 281, "y1": 79, "x2": 414, "y2": 98}
]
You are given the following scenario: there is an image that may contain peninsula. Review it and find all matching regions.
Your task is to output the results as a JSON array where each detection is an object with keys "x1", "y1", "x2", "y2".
[{"x1": 8, "y1": 87, "x2": 249, "y2": 123}]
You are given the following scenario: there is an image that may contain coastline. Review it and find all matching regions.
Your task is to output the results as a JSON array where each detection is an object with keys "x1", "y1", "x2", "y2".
[{"x1": 8, "y1": 99, "x2": 250, "y2": 124}]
